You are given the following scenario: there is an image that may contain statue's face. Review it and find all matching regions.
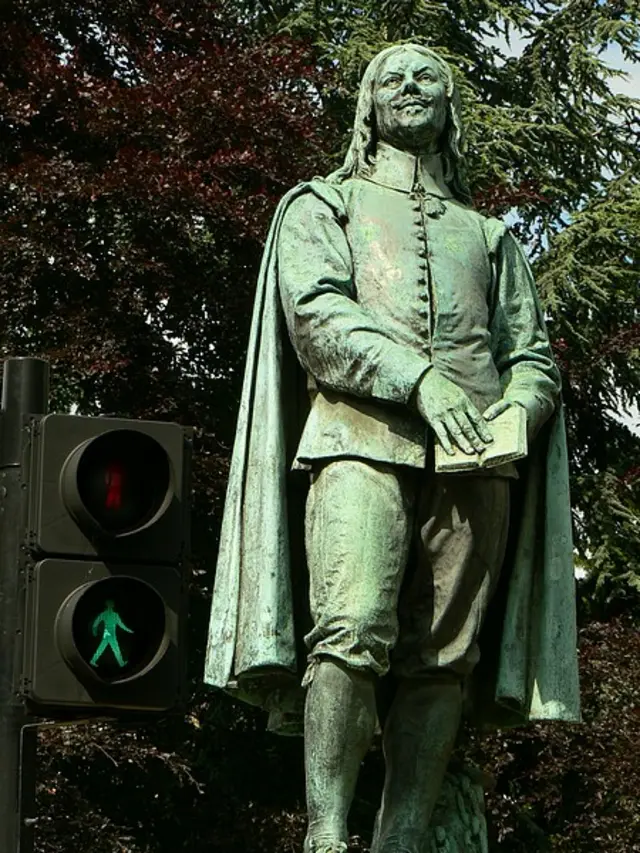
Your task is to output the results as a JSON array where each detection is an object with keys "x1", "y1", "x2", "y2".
[{"x1": 373, "y1": 50, "x2": 448, "y2": 153}]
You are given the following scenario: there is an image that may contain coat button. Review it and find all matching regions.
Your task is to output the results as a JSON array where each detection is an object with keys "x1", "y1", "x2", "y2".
[
  {"x1": 418, "y1": 248, "x2": 427, "y2": 258},
  {"x1": 414, "y1": 217, "x2": 422, "y2": 226}
]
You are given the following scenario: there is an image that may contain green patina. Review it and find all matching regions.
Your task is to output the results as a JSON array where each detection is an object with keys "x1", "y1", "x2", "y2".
[{"x1": 204, "y1": 44, "x2": 580, "y2": 853}]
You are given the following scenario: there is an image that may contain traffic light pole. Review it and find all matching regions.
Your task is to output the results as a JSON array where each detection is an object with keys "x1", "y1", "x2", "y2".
[{"x1": 0, "y1": 358, "x2": 49, "y2": 853}]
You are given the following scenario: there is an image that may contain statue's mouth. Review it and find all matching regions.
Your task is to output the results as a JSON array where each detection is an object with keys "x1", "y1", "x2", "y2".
[{"x1": 395, "y1": 99, "x2": 431, "y2": 110}]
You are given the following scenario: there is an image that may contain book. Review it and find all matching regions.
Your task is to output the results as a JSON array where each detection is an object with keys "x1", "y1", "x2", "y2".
[{"x1": 434, "y1": 403, "x2": 527, "y2": 473}]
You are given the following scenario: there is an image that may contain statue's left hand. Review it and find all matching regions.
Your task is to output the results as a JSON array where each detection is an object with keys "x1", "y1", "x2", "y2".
[
  {"x1": 483, "y1": 399, "x2": 512, "y2": 421},
  {"x1": 484, "y1": 398, "x2": 533, "y2": 441}
]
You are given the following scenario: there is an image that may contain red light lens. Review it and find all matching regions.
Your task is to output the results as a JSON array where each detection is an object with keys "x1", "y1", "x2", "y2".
[
  {"x1": 104, "y1": 462, "x2": 124, "y2": 510},
  {"x1": 73, "y1": 431, "x2": 171, "y2": 535}
]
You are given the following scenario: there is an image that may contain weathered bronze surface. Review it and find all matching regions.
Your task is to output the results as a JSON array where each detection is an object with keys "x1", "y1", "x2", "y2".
[{"x1": 205, "y1": 44, "x2": 580, "y2": 853}]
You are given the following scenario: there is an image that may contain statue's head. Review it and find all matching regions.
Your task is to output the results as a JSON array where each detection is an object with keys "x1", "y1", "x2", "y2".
[{"x1": 331, "y1": 44, "x2": 469, "y2": 202}]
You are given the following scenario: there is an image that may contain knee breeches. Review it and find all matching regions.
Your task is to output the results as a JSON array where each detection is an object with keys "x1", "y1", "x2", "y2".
[{"x1": 303, "y1": 459, "x2": 510, "y2": 685}]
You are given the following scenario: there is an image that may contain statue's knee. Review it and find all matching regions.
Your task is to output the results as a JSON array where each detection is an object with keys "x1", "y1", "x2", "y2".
[{"x1": 303, "y1": 650, "x2": 383, "y2": 689}]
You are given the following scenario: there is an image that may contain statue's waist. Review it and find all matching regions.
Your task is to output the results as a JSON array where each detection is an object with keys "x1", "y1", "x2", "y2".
[{"x1": 294, "y1": 364, "x2": 509, "y2": 473}]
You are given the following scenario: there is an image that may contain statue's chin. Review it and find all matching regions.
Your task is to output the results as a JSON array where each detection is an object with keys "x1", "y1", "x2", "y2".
[{"x1": 382, "y1": 122, "x2": 440, "y2": 153}]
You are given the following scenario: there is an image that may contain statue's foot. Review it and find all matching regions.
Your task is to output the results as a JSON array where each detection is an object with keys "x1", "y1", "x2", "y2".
[
  {"x1": 375, "y1": 847, "x2": 416, "y2": 853},
  {"x1": 314, "y1": 847, "x2": 347, "y2": 853},
  {"x1": 303, "y1": 837, "x2": 347, "y2": 853},
  {"x1": 370, "y1": 828, "x2": 417, "y2": 853}
]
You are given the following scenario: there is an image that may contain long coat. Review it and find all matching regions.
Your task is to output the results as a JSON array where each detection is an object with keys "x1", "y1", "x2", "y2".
[{"x1": 204, "y1": 179, "x2": 581, "y2": 735}]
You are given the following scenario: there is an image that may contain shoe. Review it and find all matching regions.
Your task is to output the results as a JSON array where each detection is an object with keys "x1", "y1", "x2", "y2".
[
  {"x1": 303, "y1": 840, "x2": 348, "y2": 853},
  {"x1": 370, "y1": 811, "x2": 418, "y2": 853},
  {"x1": 374, "y1": 845, "x2": 416, "y2": 853}
]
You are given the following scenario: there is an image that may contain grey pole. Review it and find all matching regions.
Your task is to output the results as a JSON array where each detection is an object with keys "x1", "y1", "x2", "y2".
[{"x1": 0, "y1": 357, "x2": 49, "y2": 853}]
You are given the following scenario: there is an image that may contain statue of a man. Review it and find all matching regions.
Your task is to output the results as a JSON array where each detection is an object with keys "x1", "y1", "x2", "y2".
[{"x1": 205, "y1": 44, "x2": 580, "y2": 853}]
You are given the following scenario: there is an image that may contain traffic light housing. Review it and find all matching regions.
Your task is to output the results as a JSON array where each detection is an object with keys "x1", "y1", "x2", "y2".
[{"x1": 20, "y1": 414, "x2": 192, "y2": 715}]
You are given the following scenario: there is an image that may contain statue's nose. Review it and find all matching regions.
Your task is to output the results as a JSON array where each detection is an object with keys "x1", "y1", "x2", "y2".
[{"x1": 400, "y1": 77, "x2": 422, "y2": 94}]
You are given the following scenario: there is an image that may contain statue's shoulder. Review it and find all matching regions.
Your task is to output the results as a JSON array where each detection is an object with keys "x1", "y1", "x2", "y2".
[
  {"x1": 449, "y1": 201, "x2": 508, "y2": 253},
  {"x1": 481, "y1": 215, "x2": 508, "y2": 254},
  {"x1": 280, "y1": 178, "x2": 349, "y2": 221}
]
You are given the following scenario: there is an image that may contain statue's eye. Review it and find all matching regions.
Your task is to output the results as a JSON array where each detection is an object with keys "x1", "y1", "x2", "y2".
[{"x1": 381, "y1": 76, "x2": 401, "y2": 88}]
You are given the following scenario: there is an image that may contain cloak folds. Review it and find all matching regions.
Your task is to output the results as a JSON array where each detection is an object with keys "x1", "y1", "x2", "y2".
[{"x1": 203, "y1": 180, "x2": 581, "y2": 735}]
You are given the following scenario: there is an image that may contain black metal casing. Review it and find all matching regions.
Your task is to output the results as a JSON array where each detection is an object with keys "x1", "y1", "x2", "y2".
[
  {"x1": 27, "y1": 414, "x2": 189, "y2": 563},
  {"x1": 20, "y1": 413, "x2": 192, "y2": 715}
]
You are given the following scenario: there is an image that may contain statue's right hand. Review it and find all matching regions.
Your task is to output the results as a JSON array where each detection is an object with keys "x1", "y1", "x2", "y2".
[{"x1": 415, "y1": 369, "x2": 493, "y2": 456}]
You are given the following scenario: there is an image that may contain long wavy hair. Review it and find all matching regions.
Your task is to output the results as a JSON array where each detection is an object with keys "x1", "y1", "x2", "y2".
[{"x1": 328, "y1": 44, "x2": 471, "y2": 205}]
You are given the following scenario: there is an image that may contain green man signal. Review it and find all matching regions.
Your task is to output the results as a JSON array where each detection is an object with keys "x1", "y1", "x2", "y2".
[{"x1": 90, "y1": 600, "x2": 133, "y2": 669}]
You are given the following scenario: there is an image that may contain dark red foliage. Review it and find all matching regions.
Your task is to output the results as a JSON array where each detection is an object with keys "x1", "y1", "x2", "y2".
[
  {"x1": 0, "y1": 7, "x2": 336, "y2": 848},
  {"x1": 34, "y1": 618, "x2": 640, "y2": 852},
  {"x1": 474, "y1": 178, "x2": 551, "y2": 216},
  {"x1": 0, "y1": 2, "x2": 333, "y2": 439},
  {"x1": 465, "y1": 617, "x2": 640, "y2": 852}
]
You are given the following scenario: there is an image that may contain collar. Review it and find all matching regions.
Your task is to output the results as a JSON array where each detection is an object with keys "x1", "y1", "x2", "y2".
[{"x1": 364, "y1": 142, "x2": 451, "y2": 197}]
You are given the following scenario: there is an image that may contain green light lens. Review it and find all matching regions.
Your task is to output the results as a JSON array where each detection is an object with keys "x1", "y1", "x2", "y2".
[{"x1": 70, "y1": 577, "x2": 167, "y2": 683}]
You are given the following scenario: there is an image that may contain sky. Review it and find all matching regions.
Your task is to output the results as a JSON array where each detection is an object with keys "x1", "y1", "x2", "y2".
[
  {"x1": 602, "y1": 42, "x2": 640, "y2": 97},
  {"x1": 487, "y1": 32, "x2": 640, "y2": 98}
]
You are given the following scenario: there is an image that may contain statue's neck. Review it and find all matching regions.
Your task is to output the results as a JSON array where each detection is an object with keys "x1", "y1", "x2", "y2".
[{"x1": 366, "y1": 142, "x2": 450, "y2": 196}]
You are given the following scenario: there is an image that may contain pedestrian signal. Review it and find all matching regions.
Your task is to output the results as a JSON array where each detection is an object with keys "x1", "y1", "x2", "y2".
[
  {"x1": 56, "y1": 577, "x2": 167, "y2": 683},
  {"x1": 90, "y1": 600, "x2": 134, "y2": 669},
  {"x1": 21, "y1": 414, "x2": 191, "y2": 714}
]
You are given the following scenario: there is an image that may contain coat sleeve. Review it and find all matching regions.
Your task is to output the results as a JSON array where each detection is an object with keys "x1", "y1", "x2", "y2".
[
  {"x1": 488, "y1": 229, "x2": 561, "y2": 439},
  {"x1": 277, "y1": 191, "x2": 432, "y2": 405}
]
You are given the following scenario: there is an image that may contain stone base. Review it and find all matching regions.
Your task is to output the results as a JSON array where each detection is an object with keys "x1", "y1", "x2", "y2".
[{"x1": 426, "y1": 765, "x2": 490, "y2": 853}]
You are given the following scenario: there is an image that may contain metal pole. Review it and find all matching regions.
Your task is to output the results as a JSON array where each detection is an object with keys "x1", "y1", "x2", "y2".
[{"x1": 0, "y1": 357, "x2": 49, "y2": 853}]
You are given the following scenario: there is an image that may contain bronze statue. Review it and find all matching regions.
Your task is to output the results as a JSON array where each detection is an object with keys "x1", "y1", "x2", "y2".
[{"x1": 205, "y1": 44, "x2": 580, "y2": 853}]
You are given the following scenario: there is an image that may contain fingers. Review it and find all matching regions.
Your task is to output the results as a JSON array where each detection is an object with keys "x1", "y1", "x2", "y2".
[
  {"x1": 483, "y1": 399, "x2": 511, "y2": 421},
  {"x1": 465, "y1": 405, "x2": 493, "y2": 443},
  {"x1": 456, "y1": 409, "x2": 491, "y2": 449},
  {"x1": 449, "y1": 411, "x2": 486, "y2": 453},
  {"x1": 443, "y1": 412, "x2": 475, "y2": 455},
  {"x1": 432, "y1": 418, "x2": 455, "y2": 455},
  {"x1": 438, "y1": 407, "x2": 494, "y2": 456}
]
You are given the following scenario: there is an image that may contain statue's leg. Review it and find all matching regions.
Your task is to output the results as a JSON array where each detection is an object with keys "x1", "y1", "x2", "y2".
[
  {"x1": 374, "y1": 676, "x2": 463, "y2": 852},
  {"x1": 374, "y1": 475, "x2": 510, "y2": 853},
  {"x1": 302, "y1": 459, "x2": 415, "y2": 851},
  {"x1": 304, "y1": 659, "x2": 377, "y2": 848}
]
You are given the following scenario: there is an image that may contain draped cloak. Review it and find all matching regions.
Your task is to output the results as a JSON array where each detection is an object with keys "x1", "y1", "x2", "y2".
[{"x1": 203, "y1": 179, "x2": 581, "y2": 735}]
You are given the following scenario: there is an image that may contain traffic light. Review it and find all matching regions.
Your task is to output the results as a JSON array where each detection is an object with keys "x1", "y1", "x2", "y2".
[{"x1": 20, "y1": 414, "x2": 192, "y2": 715}]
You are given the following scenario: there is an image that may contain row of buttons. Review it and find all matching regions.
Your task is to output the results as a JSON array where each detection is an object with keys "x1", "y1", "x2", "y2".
[{"x1": 412, "y1": 196, "x2": 433, "y2": 353}]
